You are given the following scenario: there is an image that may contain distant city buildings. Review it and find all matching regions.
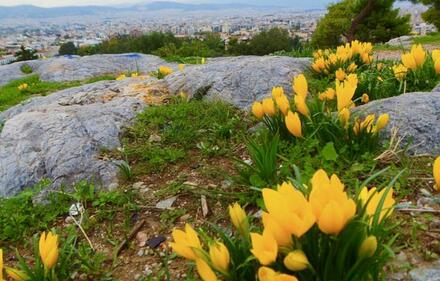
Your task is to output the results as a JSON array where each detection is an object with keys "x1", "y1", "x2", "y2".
[{"x1": 0, "y1": 4, "x2": 436, "y2": 60}]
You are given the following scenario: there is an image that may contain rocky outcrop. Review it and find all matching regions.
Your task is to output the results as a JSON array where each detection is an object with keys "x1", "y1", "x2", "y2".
[
  {"x1": 0, "y1": 55, "x2": 310, "y2": 196},
  {"x1": 386, "y1": 35, "x2": 413, "y2": 48},
  {"x1": 356, "y1": 92, "x2": 440, "y2": 155},
  {"x1": 410, "y1": 261, "x2": 440, "y2": 281},
  {"x1": 165, "y1": 56, "x2": 311, "y2": 108},
  {"x1": 0, "y1": 54, "x2": 175, "y2": 86},
  {"x1": 0, "y1": 77, "x2": 171, "y2": 197},
  {"x1": 432, "y1": 84, "x2": 440, "y2": 92}
]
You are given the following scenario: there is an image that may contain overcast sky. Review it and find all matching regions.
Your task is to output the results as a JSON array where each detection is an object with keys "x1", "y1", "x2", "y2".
[{"x1": 0, "y1": 0, "x2": 333, "y2": 8}]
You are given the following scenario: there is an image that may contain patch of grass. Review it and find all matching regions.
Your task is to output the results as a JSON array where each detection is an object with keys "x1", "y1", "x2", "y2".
[
  {"x1": 413, "y1": 32, "x2": 440, "y2": 45},
  {"x1": 20, "y1": 63, "x2": 33, "y2": 74},
  {"x1": 122, "y1": 98, "x2": 250, "y2": 175},
  {"x1": 273, "y1": 48, "x2": 314, "y2": 58},
  {"x1": 373, "y1": 44, "x2": 403, "y2": 51},
  {"x1": 0, "y1": 74, "x2": 114, "y2": 112}
]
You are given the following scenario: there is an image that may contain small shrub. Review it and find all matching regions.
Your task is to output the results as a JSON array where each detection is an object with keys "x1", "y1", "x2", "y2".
[{"x1": 20, "y1": 64, "x2": 33, "y2": 74}]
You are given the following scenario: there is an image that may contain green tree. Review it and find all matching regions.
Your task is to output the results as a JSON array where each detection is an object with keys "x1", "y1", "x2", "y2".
[
  {"x1": 414, "y1": 0, "x2": 440, "y2": 30},
  {"x1": 312, "y1": 0, "x2": 411, "y2": 48},
  {"x1": 58, "y1": 42, "x2": 78, "y2": 55},
  {"x1": 15, "y1": 45, "x2": 38, "y2": 62},
  {"x1": 248, "y1": 28, "x2": 293, "y2": 55}
]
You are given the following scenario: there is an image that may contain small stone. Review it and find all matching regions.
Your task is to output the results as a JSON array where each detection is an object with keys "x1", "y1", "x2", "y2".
[
  {"x1": 156, "y1": 196, "x2": 177, "y2": 209},
  {"x1": 409, "y1": 261, "x2": 440, "y2": 281},
  {"x1": 137, "y1": 249, "x2": 144, "y2": 257},
  {"x1": 136, "y1": 231, "x2": 148, "y2": 247},
  {"x1": 147, "y1": 235, "x2": 166, "y2": 249},
  {"x1": 148, "y1": 134, "x2": 161, "y2": 143},
  {"x1": 133, "y1": 182, "x2": 146, "y2": 189},
  {"x1": 108, "y1": 183, "x2": 119, "y2": 190}
]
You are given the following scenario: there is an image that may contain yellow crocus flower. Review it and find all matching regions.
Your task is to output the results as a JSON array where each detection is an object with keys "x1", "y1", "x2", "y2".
[
  {"x1": 336, "y1": 80, "x2": 357, "y2": 112},
  {"x1": 262, "y1": 182, "x2": 315, "y2": 238},
  {"x1": 0, "y1": 248, "x2": 3, "y2": 281},
  {"x1": 433, "y1": 156, "x2": 440, "y2": 191},
  {"x1": 39, "y1": 231, "x2": 59, "y2": 269},
  {"x1": 338, "y1": 108, "x2": 350, "y2": 127},
  {"x1": 346, "y1": 73, "x2": 358, "y2": 87},
  {"x1": 272, "y1": 87, "x2": 284, "y2": 98},
  {"x1": 285, "y1": 111, "x2": 302, "y2": 138},
  {"x1": 262, "y1": 98, "x2": 276, "y2": 117},
  {"x1": 262, "y1": 212, "x2": 292, "y2": 247},
  {"x1": 435, "y1": 60, "x2": 440, "y2": 75},
  {"x1": 209, "y1": 242, "x2": 230, "y2": 272},
  {"x1": 178, "y1": 64, "x2": 185, "y2": 71},
  {"x1": 335, "y1": 68, "x2": 346, "y2": 81},
  {"x1": 347, "y1": 62, "x2": 358, "y2": 73},
  {"x1": 159, "y1": 66, "x2": 173, "y2": 76},
  {"x1": 358, "y1": 236, "x2": 377, "y2": 259},
  {"x1": 258, "y1": 267, "x2": 299, "y2": 281},
  {"x1": 392, "y1": 64, "x2": 408, "y2": 81},
  {"x1": 116, "y1": 74, "x2": 126, "y2": 81},
  {"x1": 411, "y1": 44, "x2": 426, "y2": 67},
  {"x1": 358, "y1": 187, "x2": 395, "y2": 223},
  {"x1": 294, "y1": 95, "x2": 309, "y2": 117},
  {"x1": 252, "y1": 102, "x2": 265, "y2": 119},
  {"x1": 131, "y1": 72, "x2": 139, "y2": 77},
  {"x1": 432, "y1": 50, "x2": 440, "y2": 62},
  {"x1": 375, "y1": 114, "x2": 389, "y2": 131},
  {"x1": 283, "y1": 250, "x2": 309, "y2": 271},
  {"x1": 309, "y1": 170, "x2": 356, "y2": 235},
  {"x1": 228, "y1": 203, "x2": 249, "y2": 235},
  {"x1": 196, "y1": 259, "x2": 218, "y2": 281},
  {"x1": 311, "y1": 58, "x2": 325, "y2": 73},
  {"x1": 5, "y1": 267, "x2": 29, "y2": 281},
  {"x1": 401, "y1": 53, "x2": 417, "y2": 70},
  {"x1": 361, "y1": 93, "x2": 369, "y2": 104},
  {"x1": 293, "y1": 74, "x2": 308, "y2": 98},
  {"x1": 170, "y1": 224, "x2": 202, "y2": 260},
  {"x1": 275, "y1": 94, "x2": 290, "y2": 115},
  {"x1": 250, "y1": 231, "x2": 278, "y2": 265}
]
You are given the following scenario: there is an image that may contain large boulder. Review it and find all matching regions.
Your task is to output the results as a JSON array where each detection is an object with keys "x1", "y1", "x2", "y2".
[
  {"x1": 0, "y1": 53, "x2": 175, "y2": 86},
  {"x1": 165, "y1": 56, "x2": 311, "y2": 108},
  {"x1": 0, "y1": 77, "x2": 170, "y2": 197},
  {"x1": 356, "y1": 92, "x2": 440, "y2": 155}
]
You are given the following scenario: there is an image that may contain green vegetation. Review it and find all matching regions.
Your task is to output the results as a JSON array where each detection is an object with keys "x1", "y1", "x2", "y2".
[
  {"x1": 20, "y1": 64, "x2": 33, "y2": 74},
  {"x1": 413, "y1": 32, "x2": 440, "y2": 45},
  {"x1": 78, "y1": 29, "x2": 310, "y2": 61},
  {"x1": 312, "y1": 0, "x2": 410, "y2": 48},
  {"x1": 0, "y1": 75, "x2": 114, "y2": 112},
  {"x1": 14, "y1": 45, "x2": 38, "y2": 62},
  {"x1": 58, "y1": 41, "x2": 79, "y2": 55}
]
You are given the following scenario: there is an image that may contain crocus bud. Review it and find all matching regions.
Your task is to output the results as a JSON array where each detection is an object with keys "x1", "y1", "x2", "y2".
[
  {"x1": 358, "y1": 236, "x2": 377, "y2": 259},
  {"x1": 283, "y1": 250, "x2": 309, "y2": 271}
]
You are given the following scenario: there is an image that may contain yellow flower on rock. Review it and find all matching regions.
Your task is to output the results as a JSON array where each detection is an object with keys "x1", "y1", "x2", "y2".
[
  {"x1": 196, "y1": 259, "x2": 218, "y2": 281},
  {"x1": 293, "y1": 74, "x2": 308, "y2": 98},
  {"x1": 209, "y1": 242, "x2": 230, "y2": 272},
  {"x1": 262, "y1": 182, "x2": 315, "y2": 239},
  {"x1": 5, "y1": 267, "x2": 29, "y2": 281},
  {"x1": 359, "y1": 187, "x2": 395, "y2": 223},
  {"x1": 116, "y1": 74, "x2": 126, "y2": 81},
  {"x1": 228, "y1": 203, "x2": 249, "y2": 235},
  {"x1": 375, "y1": 114, "x2": 389, "y2": 131},
  {"x1": 262, "y1": 98, "x2": 276, "y2": 117},
  {"x1": 335, "y1": 68, "x2": 346, "y2": 81},
  {"x1": 258, "y1": 267, "x2": 299, "y2": 281},
  {"x1": 39, "y1": 231, "x2": 59, "y2": 269},
  {"x1": 170, "y1": 224, "x2": 202, "y2": 260},
  {"x1": 283, "y1": 250, "x2": 309, "y2": 271},
  {"x1": 178, "y1": 64, "x2": 185, "y2": 71},
  {"x1": 433, "y1": 156, "x2": 440, "y2": 191},
  {"x1": 393, "y1": 64, "x2": 408, "y2": 81},
  {"x1": 361, "y1": 93, "x2": 369, "y2": 104},
  {"x1": 309, "y1": 170, "x2": 356, "y2": 235},
  {"x1": 285, "y1": 111, "x2": 302, "y2": 138},
  {"x1": 131, "y1": 72, "x2": 139, "y2": 77},
  {"x1": 411, "y1": 44, "x2": 426, "y2": 67},
  {"x1": 159, "y1": 66, "x2": 173, "y2": 76},
  {"x1": 250, "y1": 231, "x2": 278, "y2": 265},
  {"x1": 294, "y1": 95, "x2": 309, "y2": 117},
  {"x1": 252, "y1": 102, "x2": 265, "y2": 119},
  {"x1": 358, "y1": 236, "x2": 377, "y2": 259},
  {"x1": 401, "y1": 53, "x2": 417, "y2": 70}
]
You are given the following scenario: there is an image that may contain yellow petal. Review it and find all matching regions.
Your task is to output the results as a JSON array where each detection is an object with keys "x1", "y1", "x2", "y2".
[
  {"x1": 285, "y1": 111, "x2": 302, "y2": 138},
  {"x1": 283, "y1": 250, "x2": 309, "y2": 271},
  {"x1": 196, "y1": 259, "x2": 218, "y2": 281},
  {"x1": 318, "y1": 201, "x2": 346, "y2": 235},
  {"x1": 293, "y1": 74, "x2": 308, "y2": 98},
  {"x1": 433, "y1": 156, "x2": 440, "y2": 191}
]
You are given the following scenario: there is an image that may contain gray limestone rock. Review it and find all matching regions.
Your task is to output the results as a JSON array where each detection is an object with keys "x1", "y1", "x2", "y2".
[
  {"x1": 410, "y1": 261, "x2": 440, "y2": 281},
  {"x1": 164, "y1": 56, "x2": 311, "y2": 108},
  {"x1": 356, "y1": 92, "x2": 440, "y2": 155}
]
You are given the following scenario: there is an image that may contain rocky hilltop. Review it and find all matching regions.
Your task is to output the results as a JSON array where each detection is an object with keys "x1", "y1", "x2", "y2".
[{"x1": 0, "y1": 54, "x2": 310, "y2": 196}]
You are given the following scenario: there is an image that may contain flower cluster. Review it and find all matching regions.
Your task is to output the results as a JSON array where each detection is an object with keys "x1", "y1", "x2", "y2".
[
  {"x1": 0, "y1": 231, "x2": 59, "y2": 281},
  {"x1": 170, "y1": 169, "x2": 396, "y2": 281},
  {"x1": 17, "y1": 83, "x2": 28, "y2": 91},
  {"x1": 311, "y1": 41, "x2": 373, "y2": 76},
  {"x1": 394, "y1": 44, "x2": 440, "y2": 81},
  {"x1": 251, "y1": 73, "x2": 389, "y2": 146}
]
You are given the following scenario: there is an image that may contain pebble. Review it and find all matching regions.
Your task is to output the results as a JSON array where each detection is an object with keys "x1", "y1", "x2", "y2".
[{"x1": 156, "y1": 196, "x2": 177, "y2": 209}]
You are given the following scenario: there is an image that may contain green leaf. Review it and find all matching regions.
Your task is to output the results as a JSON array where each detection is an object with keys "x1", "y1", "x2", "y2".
[{"x1": 321, "y1": 142, "x2": 338, "y2": 161}]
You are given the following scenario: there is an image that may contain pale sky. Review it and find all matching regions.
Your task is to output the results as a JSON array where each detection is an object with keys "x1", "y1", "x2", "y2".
[{"x1": 0, "y1": 0, "x2": 144, "y2": 7}]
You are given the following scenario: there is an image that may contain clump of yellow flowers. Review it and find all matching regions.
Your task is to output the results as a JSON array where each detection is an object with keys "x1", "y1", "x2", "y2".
[
  {"x1": 0, "y1": 231, "x2": 59, "y2": 281},
  {"x1": 17, "y1": 83, "x2": 29, "y2": 91},
  {"x1": 311, "y1": 40, "x2": 373, "y2": 77},
  {"x1": 251, "y1": 73, "x2": 389, "y2": 157},
  {"x1": 157, "y1": 66, "x2": 174, "y2": 79},
  {"x1": 171, "y1": 168, "x2": 396, "y2": 281}
]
